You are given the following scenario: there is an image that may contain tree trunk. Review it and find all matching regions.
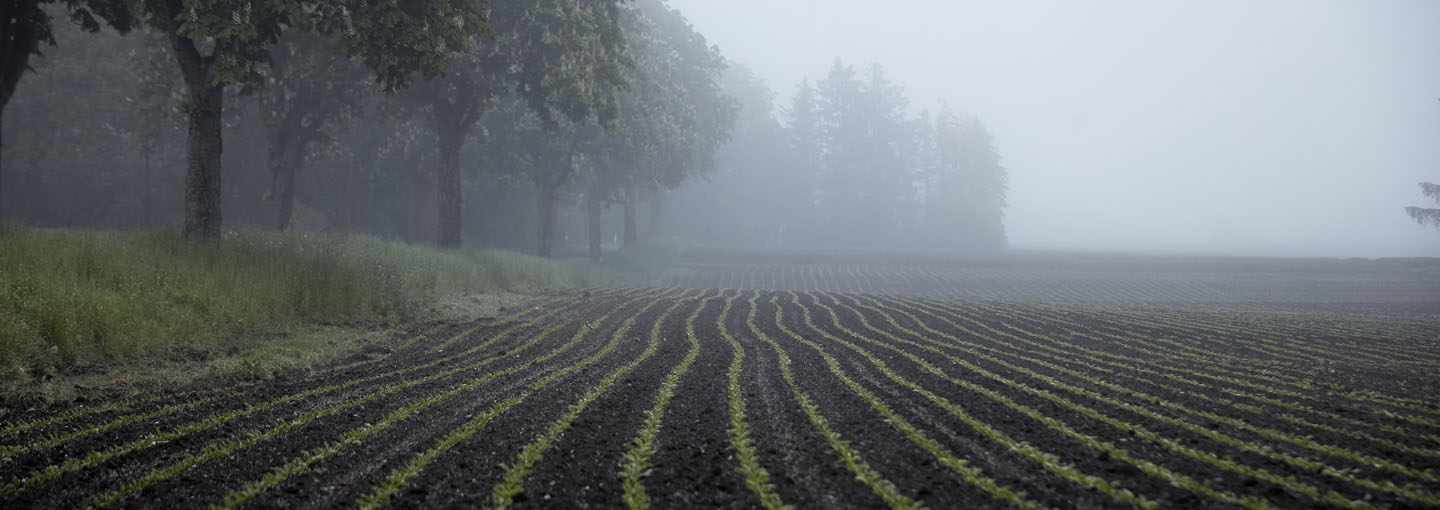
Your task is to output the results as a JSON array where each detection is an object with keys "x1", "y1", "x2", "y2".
[
  {"x1": 648, "y1": 190, "x2": 664, "y2": 237},
  {"x1": 536, "y1": 180, "x2": 559, "y2": 259},
  {"x1": 166, "y1": 21, "x2": 224, "y2": 239},
  {"x1": 142, "y1": 149, "x2": 152, "y2": 227},
  {"x1": 344, "y1": 159, "x2": 357, "y2": 232},
  {"x1": 405, "y1": 155, "x2": 429, "y2": 244},
  {"x1": 182, "y1": 83, "x2": 224, "y2": 236},
  {"x1": 586, "y1": 180, "x2": 603, "y2": 262},
  {"x1": 268, "y1": 136, "x2": 305, "y2": 231},
  {"x1": 181, "y1": 81, "x2": 223, "y2": 239},
  {"x1": 435, "y1": 127, "x2": 463, "y2": 248},
  {"x1": 622, "y1": 184, "x2": 638, "y2": 247}
]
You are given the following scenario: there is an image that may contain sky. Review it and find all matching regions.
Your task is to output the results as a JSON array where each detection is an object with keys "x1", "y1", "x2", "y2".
[{"x1": 666, "y1": 0, "x2": 1440, "y2": 258}]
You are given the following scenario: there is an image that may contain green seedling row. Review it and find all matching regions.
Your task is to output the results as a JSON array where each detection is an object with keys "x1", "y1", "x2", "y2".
[
  {"x1": 1102, "y1": 305, "x2": 1437, "y2": 367},
  {"x1": 0, "y1": 294, "x2": 587, "y2": 457},
  {"x1": 1003, "y1": 308, "x2": 1440, "y2": 484},
  {"x1": 489, "y1": 291, "x2": 692, "y2": 508},
  {"x1": 744, "y1": 293, "x2": 924, "y2": 509},
  {"x1": 86, "y1": 290, "x2": 668, "y2": 510},
  {"x1": 0, "y1": 395, "x2": 220, "y2": 459},
  {"x1": 970, "y1": 302, "x2": 1440, "y2": 480},
  {"x1": 4, "y1": 278, "x2": 1433, "y2": 510},
  {"x1": 4, "y1": 290, "x2": 660, "y2": 504},
  {"x1": 1018, "y1": 304, "x2": 1440, "y2": 431},
  {"x1": 208, "y1": 291, "x2": 650, "y2": 509},
  {"x1": 716, "y1": 291, "x2": 790, "y2": 510},
  {"x1": 952, "y1": 300, "x2": 1440, "y2": 433},
  {"x1": 356, "y1": 289, "x2": 684, "y2": 510},
  {"x1": 789, "y1": 292, "x2": 1146, "y2": 510},
  {"x1": 0, "y1": 400, "x2": 129, "y2": 440},
  {"x1": 901, "y1": 296, "x2": 1423, "y2": 440},
  {"x1": 618, "y1": 291, "x2": 721, "y2": 510},
  {"x1": 1024, "y1": 304, "x2": 1340, "y2": 385},
  {"x1": 1038, "y1": 306, "x2": 1436, "y2": 410},
  {"x1": 857, "y1": 295, "x2": 1425, "y2": 507},
  {"x1": 1117, "y1": 308, "x2": 1437, "y2": 378}
]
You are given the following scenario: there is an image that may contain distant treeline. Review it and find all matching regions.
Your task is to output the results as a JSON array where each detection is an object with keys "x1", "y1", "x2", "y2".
[
  {"x1": 671, "y1": 62, "x2": 1008, "y2": 250},
  {"x1": 1, "y1": 1, "x2": 1006, "y2": 257}
]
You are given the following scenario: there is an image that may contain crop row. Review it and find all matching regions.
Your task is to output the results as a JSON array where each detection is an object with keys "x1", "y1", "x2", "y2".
[
  {"x1": 665, "y1": 263, "x2": 1235, "y2": 302},
  {"x1": 0, "y1": 290, "x2": 628, "y2": 457},
  {"x1": 663, "y1": 261, "x2": 1440, "y2": 308},
  {"x1": 3, "y1": 287, "x2": 1435, "y2": 509},
  {"x1": 0, "y1": 287, "x2": 664, "y2": 507}
]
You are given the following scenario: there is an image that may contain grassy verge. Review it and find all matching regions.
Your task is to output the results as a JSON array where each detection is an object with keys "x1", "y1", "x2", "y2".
[{"x1": 0, "y1": 225, "x2": 671, "y2": 403}]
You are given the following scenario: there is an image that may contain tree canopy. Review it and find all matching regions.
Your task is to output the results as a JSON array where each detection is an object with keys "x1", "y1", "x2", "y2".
[{"x1": 3, "y1": 0, "x2": 1008, "y2": 257}]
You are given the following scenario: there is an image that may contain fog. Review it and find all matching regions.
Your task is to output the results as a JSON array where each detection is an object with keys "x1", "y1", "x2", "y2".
[{"x1": 669, "y1": 0, "x2": 1440, "y2": 258}]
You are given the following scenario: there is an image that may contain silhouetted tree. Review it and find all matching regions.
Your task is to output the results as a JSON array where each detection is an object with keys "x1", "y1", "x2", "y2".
[
  {"x1": 923, "y1": 109, "x2": 1007, "y2": 249},
  {"x1": 398, "y1": 0, "x2": 628, "y2": 249},
  {"x1": 580, "y1": 0, "x2": 735, "y2": 257},
  {"x1": 667, "y1": 65, "x2": 792, "y2": 248},
  {"x1": 1405, "y1": 182, "x2": 1440, "y2": 229},
  {"x1": 120, "y1": 0, "x2": 488, "y2": 239},
  {"x1": 811, "y1": 61, "x2": 910, "y2": 244},
  {"x1": 0, "y1": 0, "x2": 132, "y2": 220},
  {"x1": 2, "y1": 15, "x2": 175, "y2": 229},
  {"x1": 259, "y1": 33, "x2": 368, "y2": 231}
]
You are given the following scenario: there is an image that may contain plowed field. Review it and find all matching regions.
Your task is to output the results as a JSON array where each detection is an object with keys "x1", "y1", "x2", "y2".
[{"x1": 4, "y1": 259, "x2": 1439, "y2": 509}]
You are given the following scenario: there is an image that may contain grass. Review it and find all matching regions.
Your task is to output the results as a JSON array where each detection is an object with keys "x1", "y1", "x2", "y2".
[{"x1": 0, "y1": 224, "x2": 673, "y2": 403}]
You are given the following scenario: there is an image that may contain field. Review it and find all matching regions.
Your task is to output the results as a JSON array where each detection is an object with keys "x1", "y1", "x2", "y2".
[{"x1": 2, "y1": 253, "x2": 1438, "y2": 509}]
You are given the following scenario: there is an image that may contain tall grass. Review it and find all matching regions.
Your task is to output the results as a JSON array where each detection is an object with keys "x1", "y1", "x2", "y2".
[{"x1": 0, "y1": 225, "x2": 656, "y2": 383}]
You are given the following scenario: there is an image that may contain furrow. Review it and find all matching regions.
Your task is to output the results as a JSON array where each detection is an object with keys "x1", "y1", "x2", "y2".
[
  {"x1": 353, "y1": 290, "x2": 673, "y2": 510},
  {"x1": 204, "y1": 291, "x2": 648, "y2": 510},
  {"x1": 746, "y1": 292, "x2": 924, "y2": 509},
  {"x1": 617, "y1": 291, "x2": 724, "y2": 510},
  {"x1": 487, "y1": 292, "x2": 694, "y2": 509},
  {"x1": 866, "y1": 295, "x2": 1434, "y2": 507},
  {"x1": 0, "y1": 290, "x2": 648, "y2": 505},
  {"x1": 716, "y1": 291, "x2": 791, "y2": 510},
  {"x1": 792, "y1": 291, "x2": 1148, "y2": 510}
]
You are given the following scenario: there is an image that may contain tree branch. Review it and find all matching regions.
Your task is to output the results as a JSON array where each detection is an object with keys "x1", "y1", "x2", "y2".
[
  {"x1": 1420, "y1": 182, "x2": 1440, "y2": 204},
  {"x1": 1405, "y1": 206, "x2": 1440, "y2": 228}
]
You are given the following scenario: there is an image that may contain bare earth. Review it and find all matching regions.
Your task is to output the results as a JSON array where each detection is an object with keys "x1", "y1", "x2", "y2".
[{"x1": 3, "y1": 253, "x2": 1438, "y2": 509}]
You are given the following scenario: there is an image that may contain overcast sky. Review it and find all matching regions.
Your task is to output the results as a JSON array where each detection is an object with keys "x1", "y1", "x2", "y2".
[{"x1": 667, "y1": 0, "x2": 1440, "y2": 257}]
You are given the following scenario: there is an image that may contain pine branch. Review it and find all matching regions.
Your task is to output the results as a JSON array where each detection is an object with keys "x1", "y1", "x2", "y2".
[
  {"x1": 1405, "y1": 206, "x2": 1440, "y2": 228},
  {"x1": 1420, "y1": 182, "x2": 1440, "y2": 204}
]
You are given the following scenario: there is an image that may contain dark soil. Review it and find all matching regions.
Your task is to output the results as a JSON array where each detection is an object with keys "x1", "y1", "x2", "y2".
[{"x1": 3, "y1": 258, "x2": 1437, "y2": 510}]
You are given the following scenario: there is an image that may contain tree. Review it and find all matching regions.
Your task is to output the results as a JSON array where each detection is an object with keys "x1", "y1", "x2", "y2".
[
  {"x1": 811, "y1": 60, "x2": 911, "y2": 244},
  {"x1": 920, "y1": 108, "x2": 1007, "y2": 249},
  {"x1": 128, "y1": 30, "x2": 185, "y2": 228},
  {"x1": 787, "y1": 80, "x2": 820, "y2": 193},
  {"x1": 1405, "y1": 182, "x2": 1440, "y2": 229},
  {"x1": 2, "y1": 13, "x2": 185, "y2": 228},
  {"x1": 123, "y1": 0, "x2": 487, "y2": 239},
  {"x1": 401, "y1": 0, "x2": 629, "y2": 249},
  {"x1": 576, "y1": 0, "x2": 734, "y2": 258},
  {"x1": 258, "y1": 32, "x2": 368, "y2": 231},
  {"x1": 477, "y1": 95, "x2": 589, "y2": 259},
  {"x1": 1, "y1": 0, "x2": 132, "y2": 220},
  {"x1": 666, "y1": 65, "x2": 793, "y2": 248}
]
